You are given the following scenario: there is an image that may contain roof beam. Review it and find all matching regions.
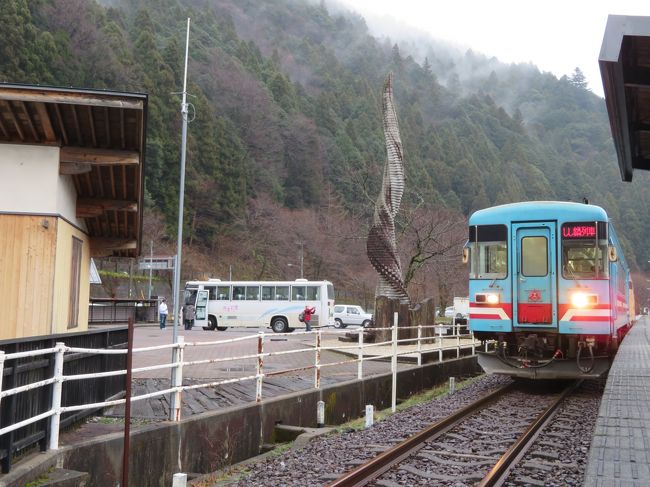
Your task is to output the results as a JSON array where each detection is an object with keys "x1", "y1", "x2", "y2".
[
  {"x1": 0, "y1": 88, "x2": 144, "y2": 110},
  {"x1": 60, "y1": 147, "x2": 139, "y2": 175},
  {"x1": 0, "y1": 113, "x2": 8, "y2": 138},
  {"x1": 77, "y1": 197, "x2": 138, "y2": 218},
  {"x1": 88, "y1": 106, "x2": 97, "y2": 146},
  {"x1": 54, "y1": 104, "x2": 68, "y2": 145},
  {"x1": 18, "y1": 101, "x2": 39, "y2": 142},
  {"x1": 60, "y1": 146, "x2": 140, "y2": 165},
  {"x1": 71, "y1": 105, "x2": 83, "y2": 145},
  {"x1": 34, "y1": 102, "x2": 56, "y2": 142},
  {"x1": 2, "y1": 101, "x2": 24, "y2": 141},
  {"x1": 90, "y1": 238, "x2": 137, "y2": 257}
]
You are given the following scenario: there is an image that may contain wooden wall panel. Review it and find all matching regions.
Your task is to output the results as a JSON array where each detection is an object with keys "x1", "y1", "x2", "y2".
[{"x1": 0, "y1": 215, "x2": 56, "y2": 339}]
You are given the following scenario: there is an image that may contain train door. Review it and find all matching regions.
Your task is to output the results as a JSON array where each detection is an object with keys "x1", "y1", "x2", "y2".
[{"x1": 512, "y1": 223, "x2": 558, "y2": 328}]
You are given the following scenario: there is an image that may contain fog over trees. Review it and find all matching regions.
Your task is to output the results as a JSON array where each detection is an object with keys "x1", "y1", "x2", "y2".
[{"x1": 3, "y1": 0, "x2": 649, "y2": 308}]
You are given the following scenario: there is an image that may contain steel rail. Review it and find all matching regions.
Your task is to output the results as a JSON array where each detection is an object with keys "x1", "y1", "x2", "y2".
[
  {"x1": 477, "y1": 380, "x2": 581, "y2": 487},
  {"x1": 326, "y1": 382, "x2": 515, "y2": 487}
]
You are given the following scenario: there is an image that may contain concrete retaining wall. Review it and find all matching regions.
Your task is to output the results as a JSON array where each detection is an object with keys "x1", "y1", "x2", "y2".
[{"x1": 2, "y1": 356, "x2": 480, "y2": 486}]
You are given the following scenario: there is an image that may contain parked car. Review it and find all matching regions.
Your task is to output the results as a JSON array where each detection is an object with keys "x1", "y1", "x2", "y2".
[
  {"x1": 333, "y1": 305, "x2": 373, "y2": 328},
  {"x1": 443, "y1": 306, "x2": 455, "y2": 318}
]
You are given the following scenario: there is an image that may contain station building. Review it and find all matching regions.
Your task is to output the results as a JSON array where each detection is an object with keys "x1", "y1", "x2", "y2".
[
  {"x1": 0, "y1": 84, "x2": 147, "y2": 339},
  {"x1": 600, "y1": 15, "x2": 650, "y2": 181}
]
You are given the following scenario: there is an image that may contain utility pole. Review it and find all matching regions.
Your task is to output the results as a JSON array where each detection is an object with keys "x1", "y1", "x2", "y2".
[
  {"x1": 296, "y1": 241, "x2": 304, "y2": 278},
  {"x1": 147, "y1": 240, "x2": 153, "y2": 299},
  {"x1": 172, "y1": 18, "x2": 191, "y2": 345},
  {"x1": 170, "y1": 18, "x2": 191, "y2": 422}
]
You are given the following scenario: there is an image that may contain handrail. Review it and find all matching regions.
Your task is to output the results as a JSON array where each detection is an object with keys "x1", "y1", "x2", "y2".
[{"x1": 0, "y1": 317, "x2": 488, "y2": 454}]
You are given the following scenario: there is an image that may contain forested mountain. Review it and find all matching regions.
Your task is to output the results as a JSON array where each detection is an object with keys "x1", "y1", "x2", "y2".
[{"x1": 2, "y1": 0, "x2": 649, "y2": 308}]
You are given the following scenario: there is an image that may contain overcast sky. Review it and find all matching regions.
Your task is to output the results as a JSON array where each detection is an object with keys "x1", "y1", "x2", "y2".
[{"x1": 338, "y1": 1, "x2": 649, "y2": 97}]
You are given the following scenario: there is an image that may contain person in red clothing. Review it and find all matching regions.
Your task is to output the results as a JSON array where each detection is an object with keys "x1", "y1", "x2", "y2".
[{"x1": 303, "y1": 305, "x2": 316, "y2": 332}]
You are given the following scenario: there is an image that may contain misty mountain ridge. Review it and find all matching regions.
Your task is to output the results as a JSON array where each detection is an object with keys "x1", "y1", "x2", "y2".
[{"x1": 1, "y1": 0, "x2": 649, "y2": 306}]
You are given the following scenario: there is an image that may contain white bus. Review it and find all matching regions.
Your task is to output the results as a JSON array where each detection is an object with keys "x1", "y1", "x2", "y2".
[{"x1": 184, "y1": 278, "x2": 335, "y2": 333}]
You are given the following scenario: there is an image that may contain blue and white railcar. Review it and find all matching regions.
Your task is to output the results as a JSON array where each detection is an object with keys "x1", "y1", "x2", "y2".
[{"x1": 466, "y1": 201, "x2": 634, "y2": 379}]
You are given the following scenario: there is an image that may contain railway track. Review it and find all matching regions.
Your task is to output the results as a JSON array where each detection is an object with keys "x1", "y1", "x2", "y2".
[{"x1": 327, "y1": 380, "x2": 580, "y2": 487}]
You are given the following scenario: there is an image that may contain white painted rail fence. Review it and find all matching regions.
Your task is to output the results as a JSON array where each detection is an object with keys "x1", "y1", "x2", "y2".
[{"x1": 0, "y1": 316, "x2": 488, "y2": 453}]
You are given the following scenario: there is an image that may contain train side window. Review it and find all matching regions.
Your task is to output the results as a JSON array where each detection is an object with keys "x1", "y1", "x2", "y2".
[
  {"x1": 469, "y1": 224, "x2": 508, "y2": 279},
  {"x1": 521, "y1": 236, "x2": 548, "y2": 276}
]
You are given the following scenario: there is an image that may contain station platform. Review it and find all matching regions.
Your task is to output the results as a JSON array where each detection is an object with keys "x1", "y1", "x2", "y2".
[{"x1": 584, "y1": 316, "x2": 650, "y2": 486}]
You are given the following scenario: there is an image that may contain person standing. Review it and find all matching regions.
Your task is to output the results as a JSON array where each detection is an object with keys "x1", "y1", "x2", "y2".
[
  {"x1": 303, "y1": 305, "x2": 316, "y2": 332},
  {"x1": 159, "y1": 298, "x2": 168, "y2": 330},
  {"x1": 182, "y1": 301, "x2": 196, "y2": 330}
]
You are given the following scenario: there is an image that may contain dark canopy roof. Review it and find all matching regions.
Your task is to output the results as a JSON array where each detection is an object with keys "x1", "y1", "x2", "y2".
[
  {"x1": 600, "y1": 15, "x2": 650, "y2": 182},
  {"x1": 0, "y1": 84, "x2": 147, "y2": 257}
]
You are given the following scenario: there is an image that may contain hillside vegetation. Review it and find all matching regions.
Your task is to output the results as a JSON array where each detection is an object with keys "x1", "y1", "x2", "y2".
[{"x1": 2, "y1": 0, "x2": 649, "y2": 308}]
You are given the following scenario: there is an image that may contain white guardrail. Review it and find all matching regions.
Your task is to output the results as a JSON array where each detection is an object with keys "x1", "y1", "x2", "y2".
[{"x1": 0, "y1": 314, "x2": 489, "y2": 451}]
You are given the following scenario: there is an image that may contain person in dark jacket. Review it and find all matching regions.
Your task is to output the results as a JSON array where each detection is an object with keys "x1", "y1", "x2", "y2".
[
  {"x1": 303, "y1": 305, "x2": 316, "y2": 332},
  {"x1": 182, "y1": 301, "x2": 196, "y2": 330}
]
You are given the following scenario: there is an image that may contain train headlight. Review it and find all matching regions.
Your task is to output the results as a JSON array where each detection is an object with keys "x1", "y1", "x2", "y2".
[
  {"x1": 476, "y1": 293, "x2": 499, "y2": 304},
  {"x1": 570, "y1": 292, "x2": 598, "y2": 308}
]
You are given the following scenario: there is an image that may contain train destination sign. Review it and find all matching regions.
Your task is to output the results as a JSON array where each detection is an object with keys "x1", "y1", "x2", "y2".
[{"x1": 562, "y1": 223, "x2": 596, "y2": 239}]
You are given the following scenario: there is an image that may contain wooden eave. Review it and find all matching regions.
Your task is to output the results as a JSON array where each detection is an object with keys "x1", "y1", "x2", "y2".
[
  {"x1": 0, "y1": 84, "x2": 148, "y2": 258},
  {"x1": 599, "y1": 15, "x2": 650, "y2": 182}
]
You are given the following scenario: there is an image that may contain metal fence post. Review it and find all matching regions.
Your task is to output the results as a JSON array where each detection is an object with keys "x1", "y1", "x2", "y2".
[
  {"x1": 438, "y1": 326, "x2": 443, "y2": 362},
  {"x1": 357, "y1": 327, "x2": 363, "y2": 380},
  {"x1": 0, "y1": 351, "x2": 4, "y2": 410},
  {"x1": 416, "y1": 324, "x2": 422, "y2": 366},
  {"x1": 391, "y1": 312, "x2": 398, "y2": 413},
  {"x1": 171, "y1": 336, "x2": 185, "y2": 422},
  {"x1": 48, "y1": 342, "x2": 65, "y2": 450},
  {"x1": 456, "y1": 333, "x2": 460, "y2": 359},
  {"x1": 256, "y1": 332, "x2": 264, "y2": 402},
  {"x1": 471, "y1": 330, "x2": 476, "y2": 355},
  {"x1": 314, "y1": 330, "x2": 321, "y2": 390}
]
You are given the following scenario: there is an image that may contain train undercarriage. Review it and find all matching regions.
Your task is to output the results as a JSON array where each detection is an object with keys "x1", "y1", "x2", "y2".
[{"x1": 473, "y1": 330, "x2": 628, "y2": 379}]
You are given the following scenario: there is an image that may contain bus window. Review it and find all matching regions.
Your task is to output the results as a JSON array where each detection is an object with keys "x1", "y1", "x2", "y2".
[
  {"x1": 262, "y1": 286, "x2": 274, "y2": 301},
  {"x1": 246, "y1": 286, "x2": 260, "y2": 300},
  {"x1": 233, "y1": 286, "x2": 246, "y2": 300},
  {"x1": 184, "y1": 288, "x2": 198, "y2": 303},
  {"x1": 292, "y1": 286, "x2": 306, "y2": 301},
  {"x1": 275, "y1": 286, "x2": 289, "y2": 300},
  {"x1": 205, "y1": 286, "x2": 217, "y2": 300},
  {"x1": 306, "y1": 286, "x2": 320, "y2": 300},
  {"x1": 217, "y1": 286, "x2": 230, "y2": 300}
]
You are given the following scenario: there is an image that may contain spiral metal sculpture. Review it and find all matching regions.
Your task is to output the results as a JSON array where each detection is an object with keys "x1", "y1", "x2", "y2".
[{"x1": 366, "y1": 73, "x2": 410, "y2": 304}]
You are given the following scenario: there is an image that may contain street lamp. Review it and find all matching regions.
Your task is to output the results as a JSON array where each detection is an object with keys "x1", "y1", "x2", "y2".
[
  {"x1": 295, "y1": 241, "x2": 304, "y2": 278},
  {"x1": 287, "y1": 263, "x2": 303, "y2": 279}
]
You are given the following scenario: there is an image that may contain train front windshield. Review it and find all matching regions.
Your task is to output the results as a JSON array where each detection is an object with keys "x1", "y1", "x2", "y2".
[
  {"x1": 468, "y1": 224, "x2": 508, "y2": 279},
  {"x1": 561, "y1": 222, "x2": 609, "y2": 279}
]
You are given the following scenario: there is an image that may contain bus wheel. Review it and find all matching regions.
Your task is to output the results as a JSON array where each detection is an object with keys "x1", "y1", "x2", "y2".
[
  {"x1": 208, "y1": 316, "x2": 217, "y2": 331},
  {"x1": 271, "y1": 317, "x2": 288, "y2": 333}
]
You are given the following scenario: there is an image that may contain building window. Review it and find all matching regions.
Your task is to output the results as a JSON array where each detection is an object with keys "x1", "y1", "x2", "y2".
[{"x1": 68, "y1": 237, "x2": 82, "y2": 329}]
